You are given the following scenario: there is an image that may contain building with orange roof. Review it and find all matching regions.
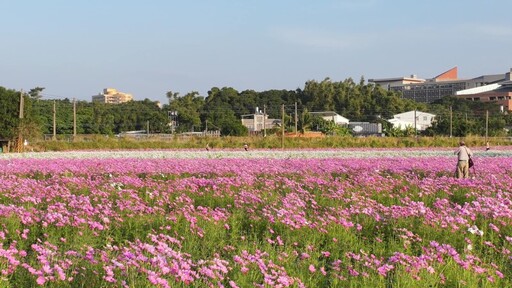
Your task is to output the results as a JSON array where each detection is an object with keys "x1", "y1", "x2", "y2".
[{"x1": 369, "y1": 67, "x2": 510, "y2": 105}]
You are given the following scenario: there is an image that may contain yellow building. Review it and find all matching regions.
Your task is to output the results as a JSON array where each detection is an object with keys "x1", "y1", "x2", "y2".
[{"x1": 92, "y1": 88, "x2": 133, "y2": 104}]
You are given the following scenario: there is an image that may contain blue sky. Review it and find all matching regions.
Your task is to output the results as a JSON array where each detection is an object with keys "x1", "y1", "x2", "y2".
[{"x1": 1, "y1": 0, "x2": 511, "y2": 103}]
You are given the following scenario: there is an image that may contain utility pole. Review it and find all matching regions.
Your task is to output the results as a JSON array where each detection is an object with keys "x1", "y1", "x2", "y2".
[
  {"x1": 146, "y1": 121, "x2": 150, "y2": 136},
  {"x1": 294, "y1": 102, "x2": 298, "y2": 136},
  {"x1": 73, "y1": 98, "x2": 77, "y2": 139},
  {"x1": 53, "y1": 100, "x2": 57, "y2": 140},
  {"x1": 281, "y1": 104, "x2": 285, "y2": 149},
  {"x1": 449, "y1": 106, "x2": 452, "y2": 138},
  {"x1": 19, "y1": 89, "x2": 24, "y2": 119},
  {"x1": 485, "y1": 110, "x2": 489, "y2": 143},
  {"x1": 205, "y1": 119, "x2": 208, "y2": 133},
  {"x1": 263, "y1": 104, "x2": 266, "y2": 137},
  {"x1": 17, "y1": 90, "x2": 25, "y2": 152},
  {"x1": 414, "y1": 109, "x2": 417, "y2": 138}
]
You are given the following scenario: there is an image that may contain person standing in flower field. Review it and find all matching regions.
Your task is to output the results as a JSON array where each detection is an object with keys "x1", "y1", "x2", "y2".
[{"x1": 454, "y1": 141, "x2": 473, "y2": 179}]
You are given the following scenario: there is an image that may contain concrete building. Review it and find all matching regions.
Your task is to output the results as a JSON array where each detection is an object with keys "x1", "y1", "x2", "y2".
[
  {"x1": 455, "y1": 69, "x2": 512, "y2": 111},
  {"x1": 369, "y1": 67, "x2": 511, "y2": 105},
  {"x1": 388, "y1": 110, "x2": 436, "y2": 131},
  {"x1": 92, "y1": 88, "x2": 133, "y2": 104},
  {"x1": 241, "y1": 108, "x2": 280, "y2": 133}
]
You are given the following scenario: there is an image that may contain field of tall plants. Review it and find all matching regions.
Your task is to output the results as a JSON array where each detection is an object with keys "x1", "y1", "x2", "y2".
[
  {"x1": 30, "y1": 135, "x2": 512, "y2": 152},
  {"x1": 1, "y1": 148, "x2": 512, "y2": 287}
]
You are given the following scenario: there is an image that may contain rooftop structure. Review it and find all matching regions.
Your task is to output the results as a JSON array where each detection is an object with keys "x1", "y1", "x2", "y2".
[
  {"x1": 456, "y1": 70, "x2": 512, "y2": 111},
  {"x1": 369, "y1": 67, "x2": 511, "y2": 104}
]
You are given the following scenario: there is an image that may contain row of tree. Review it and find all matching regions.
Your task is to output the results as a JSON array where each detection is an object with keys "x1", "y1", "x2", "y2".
[{"x1": 0, "y1": 77, "x2": 511, "y2": 141}]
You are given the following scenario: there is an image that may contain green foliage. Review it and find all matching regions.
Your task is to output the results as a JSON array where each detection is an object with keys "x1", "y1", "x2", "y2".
[
  {"x1": 425, "y1": 96, "x2": 507, "y2": 137},
  {"x1": 3, "y1": 79, "x2": 511, "y2": 142},
  {"x1": 32, "y1": 134, "x2": 506, "y2": 152},
  {"x1": 30, "y1": 98, "x2": 170, "y2": 136},
  {"x1": 203, "y1": 87, "x2": 249, "y2": 136},
  {"x1": 302, "y1": 78, "x2": 425, "y2": 122},
  {"x1": 310, "y1": 116, "x2": 351, "y2": 136},
  {"x1": 0, "y1": 87, "x2": 38, "y2": 140},
  {"x1": 167, "y1": 91, "x2": 204, "y2": 133}
]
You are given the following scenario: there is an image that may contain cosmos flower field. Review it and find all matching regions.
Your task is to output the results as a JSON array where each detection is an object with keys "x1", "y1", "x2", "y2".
[{"x1": 1, "y1": 148, "x2": 512, "y2": 287}]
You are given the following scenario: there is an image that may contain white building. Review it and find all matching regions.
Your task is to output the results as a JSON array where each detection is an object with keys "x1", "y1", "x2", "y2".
[
  {"x1": 388, "y1": 111, "x2": 435, "y2": 131},
  {"x1": 309, "y1": 111, "x2": 350, "y2": 125}
]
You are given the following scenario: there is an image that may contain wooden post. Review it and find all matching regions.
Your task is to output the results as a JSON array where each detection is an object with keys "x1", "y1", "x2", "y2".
[
  {"x1": 485, "y1": 110, "x2": 489, "y2": 143},
  {"x1": 73, "y1": 98, "x2": 77, "y2": 139},
  {"x1": 414, "y1": 109, "x2": 417, "y2": 137},
  {"x1": 17, "y1": 90, "x2": 24, "y2": 152},
  {"x1": 449, "y1": 106, "x2": 452, "y2": 138},
  {"x1": 294, "y1": 102, "x2": 298, "y2": 136},
  {"x1": 53, "y1": 100, "x2": 56, "y2": 140},
  {"x1": 281, "y1": 104, "x2": 285, "y2": 149},
  {"x1": 263, "y1": 104, "x2": 266, "y2": 137}
]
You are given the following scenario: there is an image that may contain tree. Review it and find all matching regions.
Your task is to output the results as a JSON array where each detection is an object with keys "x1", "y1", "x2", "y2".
[
  {"x1": 0, "y1": 87, "x2": 38, "y2": 141},
  {"x1": 203, "y1": 87, "x2": 247, "y2": 136},
  {"x1": 0, "y1": 87, "x2": 23, "y2": 140},
  {"x1": 168, "y1": 91, "x2": 204, "y2": 133},
  {"x1": 28, "y1": 87, "x2": 45, "y2": 101},
  {"x1": 298, "y1": 108, "x2": 312, "y2": 133},
  {"x1": 425, "y1": 96, "x2": 504, "y2": 136},
  {"x1": 166, "y1": 90, "x2": 179, "y2": 105}
]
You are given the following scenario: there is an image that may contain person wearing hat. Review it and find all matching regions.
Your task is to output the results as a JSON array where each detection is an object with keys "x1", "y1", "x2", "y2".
[{"x1": 454, "y1": 141, "x2": 473, "y2": 179}]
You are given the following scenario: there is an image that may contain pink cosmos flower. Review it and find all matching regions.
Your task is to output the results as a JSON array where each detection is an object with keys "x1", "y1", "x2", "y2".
[
  {"x1": 308, "y1": 265, "x2": 316, "y2": 273},
  {"x1": 36, "y1": 276, "x2": 46, "y2": 285}
]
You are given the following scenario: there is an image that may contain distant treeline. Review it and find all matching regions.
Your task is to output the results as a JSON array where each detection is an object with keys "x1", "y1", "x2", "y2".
[{"x1": 0, "y1": 77, "x2": 510, "y2": 140}]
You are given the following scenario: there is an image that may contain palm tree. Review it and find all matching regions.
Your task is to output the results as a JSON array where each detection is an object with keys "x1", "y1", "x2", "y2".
[{"x1": 299, "y1": 108, "x2": 312, "y2": 133}]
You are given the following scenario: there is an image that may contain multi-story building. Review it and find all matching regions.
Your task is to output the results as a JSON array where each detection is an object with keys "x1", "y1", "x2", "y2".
[
  {"x1": 241, "y1": 108, "x2": 280, "y2": 133},
  {"x1": 92, "y1": 88, "x2": 133, "y2": 104},
  {"x1": 456, "y1": 70, "x2": 512, "y2": 111},
  {"x1": 369, "y1": 67, "x2": 511, "y2": 107}
]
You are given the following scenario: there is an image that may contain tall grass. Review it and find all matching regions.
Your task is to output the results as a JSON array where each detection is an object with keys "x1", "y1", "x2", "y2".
[{"x1": 29, "y1": 135, "x2": 510, "y2": 151}]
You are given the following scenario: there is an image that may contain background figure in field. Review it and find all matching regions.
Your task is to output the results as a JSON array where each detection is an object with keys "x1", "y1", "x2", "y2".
[
  {"x1": 486, "y1": 142, "x2": 490, "y2": 151},
  {"x1": 243, "y1": 143, "x2": 248, "y2": 151},
  {"x1": 454, "y1": 141, "x2": 473, "y2": 179},
  {"x1": 206, "y1": 143, "x2": 210, "y2": 151}
]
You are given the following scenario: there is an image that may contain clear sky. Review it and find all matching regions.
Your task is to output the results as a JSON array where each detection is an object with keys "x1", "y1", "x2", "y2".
[{"x1": 1, "y1": 0, "x2": 512, "y2": 104}]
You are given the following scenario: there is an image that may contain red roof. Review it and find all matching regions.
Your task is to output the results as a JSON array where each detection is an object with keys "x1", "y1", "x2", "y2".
[{"x1": 433, "y1": 67, "x2": 458, "y2": 81}]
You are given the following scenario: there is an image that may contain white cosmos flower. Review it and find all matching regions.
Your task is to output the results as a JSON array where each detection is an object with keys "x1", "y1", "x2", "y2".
[{"x1": 468, "y1": 225, "x2": 484, "y2": 236}]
